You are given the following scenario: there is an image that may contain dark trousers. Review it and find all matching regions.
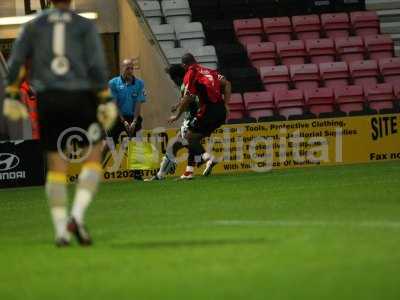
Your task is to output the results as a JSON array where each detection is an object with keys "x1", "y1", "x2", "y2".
[
  {"x1": 108, "y1": 115, "x2": 143, "y2": 145},
  {"x1": 104, "y1": 116, "x2": 144, "y2": 179}
]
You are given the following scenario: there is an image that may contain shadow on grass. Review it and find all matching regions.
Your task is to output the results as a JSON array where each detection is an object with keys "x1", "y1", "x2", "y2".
[{"x1": 111, "y1": 237, "x2": 275, "y2": 249}]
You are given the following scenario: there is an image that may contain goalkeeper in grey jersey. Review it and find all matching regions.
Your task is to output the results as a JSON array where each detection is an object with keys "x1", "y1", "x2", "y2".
[{"x1": 3, "y1": 0, "x2": 118, "y2": 246}]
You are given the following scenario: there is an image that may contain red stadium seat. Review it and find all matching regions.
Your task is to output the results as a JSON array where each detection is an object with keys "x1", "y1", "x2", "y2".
[
  {"x1": 233, "y1": 18, "x2": 263, "y2": 46},
  {"x1": 277, "y1": 40, "x2": 306, "y2": 66},
  {"x1": 292, "y1": 14, "x2": 321, "y2": 41},
  {"x1": 350, "y1": 11, "x2": 380, "y2": 37},
  {"x1": 350, "y1": 60, "x2": 379, "y2": 88},
  {"x1": 306, "y1": 38, "x2": 336, "y2": 64},
  {"x1": 320, "y1": 61, "x2": 349, "y2": 89},
  {"x1": 263, "y1": 17, "x2": 292, "y2": 43},
  {"x1": 305, "y1": 87, "x2": 335, "y2": 116},
  {"x1": 379, "y1": 57, "x2": 400, "y2": 86},
  {"x1": 275, "y1": 89, "x2": 305, "y2": 119},
  {"x1": 364, "y1": 83, "x2": 394, "y2": 112},
  {"x1": 335, "y1": 36, "x2": 365, "y2": 64},
  {"x1": 247, "y1": 42, "x2": 276, "y2": 71},
  {"x1": 260, "y1": 65, "x2": 290, "y2": 93},
  {"x1": 364, "y1": 35, "x2": 394, "y2": 61},
  {"x1": 321, "y1": 13, "x2": 350, "y2": 39},
  {"x1": 243, "y1": 91, "x2": 275, "y2": 119},
  {"x1": 227, "y1": 93, "x2": 246, "y2": 120},
  {"x1": 335, "y1": 85, "x2": 365, "y2": 115},
  {"x1": 290, "y1": 64, "x2": 320, "y2": 91}
]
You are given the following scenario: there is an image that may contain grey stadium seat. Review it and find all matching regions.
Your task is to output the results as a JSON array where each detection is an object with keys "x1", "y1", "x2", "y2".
[
  {"x1": 176, "y1": 22, "x2": 205, "y2": 49},
  {"x1": 165, "y1": 47, "x2": 187, "y2": 64},
  {"x1": 151, "y1": 24, "x2": 177, "y2": 51},
  {"x1": 191, "y1": 46, "x2": 219, "y2": 70},
  {"x1": 138, "y1": 0, "x2": 163, "y2": 26},
  {"x1": 162, "y1": 0, "x2": 192, "y2": 26}
]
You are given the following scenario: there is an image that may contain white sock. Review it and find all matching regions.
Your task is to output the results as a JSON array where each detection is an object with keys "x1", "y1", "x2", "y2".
[
  {"x1": 46, "y1": 171, "x2": 69, "y2": 240},
  {"x1": 71, "y1": 189, "x2": 92, "y2": 225},
  {"x1": 186, "y1": 166, "x2": 194, "y2": 173},
  {"x1": 157, "y1": 156, "x2": 173, "y2": 178},
  {"x1": 156, "y1": 171, "x2": 165, "y2": 179},
  {"x1": 50, "y1": 207, "x2": 69, "y2": 240},
  {"x1": 202, "y1": 152, "x2": 213, "y2": 162},
  {"x1": 71, "y1": 163, "x2": 101, "y2": 225}
]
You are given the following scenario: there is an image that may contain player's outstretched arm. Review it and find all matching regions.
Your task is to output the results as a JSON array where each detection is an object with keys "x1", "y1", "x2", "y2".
[
  {"x1": 220, "y1": 78, "x2": 231, "y2": 111},
  {"x1": 168, "y1": 95, "x2": 194, "y2": 123}
]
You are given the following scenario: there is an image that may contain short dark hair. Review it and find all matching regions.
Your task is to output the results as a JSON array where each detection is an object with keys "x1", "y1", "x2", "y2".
[
  {"x1": 166, "y1": 64, "x2": 186, "y2": 87},
  {"x1": 181, "y1": 53, "x2": 197, "y2": 66}
]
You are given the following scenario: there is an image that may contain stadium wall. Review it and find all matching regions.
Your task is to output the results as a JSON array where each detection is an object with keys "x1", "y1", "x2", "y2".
[
  {"x1": 118, "y1": 0, "x2": 180, "y2": 129},
  {"x1": 0, "y1": 1, "x2": 16, "y2": 17}
]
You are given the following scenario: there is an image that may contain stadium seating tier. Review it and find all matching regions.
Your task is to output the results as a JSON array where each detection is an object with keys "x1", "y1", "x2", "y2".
[{"x1": 140, "y1": 1, "x2": 398, "y2": 123}]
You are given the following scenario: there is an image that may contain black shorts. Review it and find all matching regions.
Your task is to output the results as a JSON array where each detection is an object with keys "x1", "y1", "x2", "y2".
[
  {"x1": 191, "y1": 102, "x2": 227, "y2": 137},
  {"x1": 37, "y1": 90, "x2": 102, "y2": 152}
]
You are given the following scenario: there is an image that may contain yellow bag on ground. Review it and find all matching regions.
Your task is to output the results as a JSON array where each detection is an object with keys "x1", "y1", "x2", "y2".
[{"x1": 127, "y1": 139, "x2": 160, "y2": 170}]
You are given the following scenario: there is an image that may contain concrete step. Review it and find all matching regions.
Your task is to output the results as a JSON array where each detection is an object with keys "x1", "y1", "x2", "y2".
[
  {"x1": 367, "y1": 0, "x2": 400, "y2": 11},
  {"x1": 380, "y1": 21, "x2": 400, "y2": 34},
  {"x1": 391, "y1": 33, "x2": 400, "y2": 46},
  {"x1": 377, "y1": 9, "x2": 400, "y2": 22},
  {"x1": 395, "y1": 45, "x2": 400, "y2": 56}
]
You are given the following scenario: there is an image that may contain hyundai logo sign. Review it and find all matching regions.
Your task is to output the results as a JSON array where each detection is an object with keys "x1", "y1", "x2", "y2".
[{"x1": 0, "y1": 153, "x2": 20, "y2": 171}]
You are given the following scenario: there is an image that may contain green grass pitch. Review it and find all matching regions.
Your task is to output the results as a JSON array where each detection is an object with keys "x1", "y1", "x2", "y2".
[{"x1": 1, "y1": 162, "x2": 400, "y2": 300}]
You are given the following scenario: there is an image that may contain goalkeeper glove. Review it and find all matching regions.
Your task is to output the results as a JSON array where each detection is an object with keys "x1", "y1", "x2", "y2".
[
  {"x1": 96, "y1": 89, "x2": 118, "y2": 130},
  {"x1": 3, "y1": 86, "x2": 28, "y2": 121}
]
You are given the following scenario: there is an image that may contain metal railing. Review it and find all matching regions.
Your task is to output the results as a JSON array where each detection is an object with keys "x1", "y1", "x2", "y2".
[{"x1": 0, "y1": 50, "x2": 7, "y2": 80}]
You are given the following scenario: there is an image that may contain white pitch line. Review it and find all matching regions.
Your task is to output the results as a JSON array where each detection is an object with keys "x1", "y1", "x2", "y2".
[{"x1": 211, "y1": 220, "x2": 400, "y2": 229}]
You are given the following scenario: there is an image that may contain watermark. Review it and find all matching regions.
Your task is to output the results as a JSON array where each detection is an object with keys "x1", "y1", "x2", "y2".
[
  {"x1": 58, "y1": 124, "x2": 345, "y2": 173},
  {"x1": 199, "y1": 127, "x2": 344, "y2": 173},
  {"x1": 57, "y1": 123, "x2": 102, "y2": 163},
  {"x1": 149, "y1": 126, "x2": 344, "y2": 173}
]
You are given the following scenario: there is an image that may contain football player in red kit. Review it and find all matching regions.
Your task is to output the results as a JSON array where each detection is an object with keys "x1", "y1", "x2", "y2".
[{"x1": 168, "y1": 53, "x2": 231, "y2": 179}]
